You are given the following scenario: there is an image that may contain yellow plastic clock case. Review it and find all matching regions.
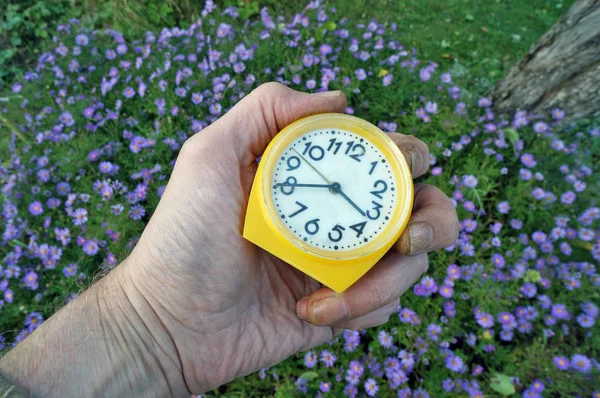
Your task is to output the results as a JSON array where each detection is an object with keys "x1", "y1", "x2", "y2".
[{"x1": 243, "y1": 113, "x2": 414, "y2": 293}]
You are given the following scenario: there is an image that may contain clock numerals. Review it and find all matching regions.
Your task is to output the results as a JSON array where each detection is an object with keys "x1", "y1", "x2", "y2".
[
  {"x1": 288, "y1": 201, "x2": 308, "y2": 218},
  {"x1": 279, "y1": 176, "x2": 297, "y2": 195},
  {"x1": 286, "y1": 156, "x2": 301, "y2": 171},
  {"x1": 366, "y1": 201, "x2": 383, "y2": 220},
  {"x1": 327, "y1": 224, "x2": 346, "y2": 242},
  {"x1": 370, "y1": 180, "x2": 388, "y2": 199},
  {"x1": 302, "y1": 142, "x2": 325, "y2": 161},
  {"x1": 349, "y1": 221, "x2": 367, "y2": 237},
  {"x1": 369, "y1": 161, "x2": 378, "y2": 175},
  {"x1": 346, "y1": 142, "x2": 366, "y2": 162},
  {"x1": 327, "y1": 138, "x2": 342, "y2": 154},
  {"x1": 305, "y1": 218, "x2": 320, "y2": 235},
  {"x1": 327, "y1": 138, "x2": 366, "y2": 162}
]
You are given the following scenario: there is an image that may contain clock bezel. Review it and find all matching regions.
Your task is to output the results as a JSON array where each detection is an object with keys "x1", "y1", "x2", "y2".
[{"x1": 260, "y1": 113, "x2": 413, "y2": 261}]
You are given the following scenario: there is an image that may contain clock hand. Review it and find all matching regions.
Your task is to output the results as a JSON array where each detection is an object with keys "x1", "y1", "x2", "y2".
[
  {"x1": 337, "y1": 190, "x2": 366, "y2": 217},
  {"x1": 327, "y1": 182, "x2": 366, "y2": 217},
  {"x1": 291, "y1": 147, "x2": 333, "y2": 185},
  {"x1": 276, "y1": 182, "x2": 333, "y2": 189}
]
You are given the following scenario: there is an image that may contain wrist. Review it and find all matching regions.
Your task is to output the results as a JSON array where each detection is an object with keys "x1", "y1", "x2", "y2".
[
  {"x1": 0, "y1": 262, "x2": 189, "y2": 397},
  {"x1": 97, "y1": 263, "x2": 191, "y2": 396}
]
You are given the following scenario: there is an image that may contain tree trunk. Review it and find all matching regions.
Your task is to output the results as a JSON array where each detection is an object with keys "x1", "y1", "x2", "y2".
[{"x1": 491, "y1": 0, "x2": 600, "y2": 122}]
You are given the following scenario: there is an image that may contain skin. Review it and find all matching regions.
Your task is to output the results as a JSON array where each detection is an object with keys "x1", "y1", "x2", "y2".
[{"x1": 0, "y1": 83, "x2": 458, "y2": 397}]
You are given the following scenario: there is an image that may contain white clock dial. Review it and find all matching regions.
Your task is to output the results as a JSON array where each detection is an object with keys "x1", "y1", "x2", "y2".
[{"x1": 270, "y1": 128, "x2": 399, "y2": 252}]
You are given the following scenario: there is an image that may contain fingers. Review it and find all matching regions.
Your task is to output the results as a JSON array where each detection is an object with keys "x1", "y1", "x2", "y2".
[
  {"x1": 296, "y1": 252, "x2": 427, "y2": 327},
  {"x1": 331, "y1": 299, "x2": 399, "y2": 330},
  {"x1": 213, "y1": 82, "x2": 347, "y2": 165},
  {"x1": 395, "y1": 184, "x2": 459, "y2": 256},
  {"x1": 386, "y1": 133, "x2": 430, "y2": 178}
]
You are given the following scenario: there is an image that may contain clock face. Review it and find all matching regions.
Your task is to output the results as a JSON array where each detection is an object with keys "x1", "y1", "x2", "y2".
[{"x1": 269, "y1": 128, "x2": 399, "y2": 252}]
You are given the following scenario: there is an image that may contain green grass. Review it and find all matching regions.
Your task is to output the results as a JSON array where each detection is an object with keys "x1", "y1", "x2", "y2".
[{"x1": 260, "y1": 0, "x2": 572, "y2": 93}]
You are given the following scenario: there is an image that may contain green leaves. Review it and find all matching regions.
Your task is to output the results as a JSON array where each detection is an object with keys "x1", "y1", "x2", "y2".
[
  {"x1": 298, "y1": 371, "x2": 319, "y2": 381},
  {"x1": 505, "y1": 128, "x2": 520, "y2": 146},
  {"x1": 237, "y1": 1, "x2": 260, "y2": 20},
  {"x1": 490, "y1": 373, "x2": 516, "y2": 395}
]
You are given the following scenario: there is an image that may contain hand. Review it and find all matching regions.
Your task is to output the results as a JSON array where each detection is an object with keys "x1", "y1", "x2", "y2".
[{"x1": 0, "y1": 83, "x2": 458, "y2": 396}]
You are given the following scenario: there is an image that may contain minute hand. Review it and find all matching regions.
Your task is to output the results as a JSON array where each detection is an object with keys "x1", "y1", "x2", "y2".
[
  {"x1": 291, "y1": 147, "x2": 333, "y2": 184},
  {"x1": 337, "y1": 189, "x2": 366, "y2": 217}
]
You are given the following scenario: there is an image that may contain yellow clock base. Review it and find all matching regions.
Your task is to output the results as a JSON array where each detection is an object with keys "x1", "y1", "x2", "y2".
[
  {"x1": 243, "y1": 113, "x2": 413, "y2": 293},
  {"x1": 244, "y1": 166, "x2": 395, "y2": 293}
]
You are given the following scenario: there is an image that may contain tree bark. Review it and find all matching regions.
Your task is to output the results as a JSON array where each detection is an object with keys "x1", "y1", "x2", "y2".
[{"x1": 491, "y1": 0, "x2": 600, "y2": 122}]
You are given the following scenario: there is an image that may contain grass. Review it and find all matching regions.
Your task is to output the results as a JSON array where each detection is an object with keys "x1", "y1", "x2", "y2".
[
  {"x1": 0, "y1": 0, "x2": 572, "y2": 158},
  {"x1": 261, "y1": 0, "x2": 573, "y2": 93}
]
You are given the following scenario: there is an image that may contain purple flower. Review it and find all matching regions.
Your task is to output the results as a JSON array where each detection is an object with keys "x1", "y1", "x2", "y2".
[
  {"x1": 571, "y1": 354, "x2": 592, "y2": 373},
  {"x1": 28, "y1": 201, "x2": 43, "y2": 216},
  {"x1": 498, "y1": 312, "x2": 516, "y2": 328},
  {"x1": 99, "y1": 161, "x2": 113, "y2": 174},
  {"x1": 23, "y1": 271, "x2": 38, "y2": 290},
  {"x1": 123, "y1": 87, "x2": 135, "y2": 98},
  {"x1": 129, "y1": 205, "x2": 146, "y2": 220},
  {"x1": 445, "y1": 355, "x2": 465, "y2": 373},
  {"x1": 560, "y1": 191, "x2": 576, "y2": 205},
  {"x1": 497, "y1": 201, "x2": 510, "y2": 214},
  {"x1": 63, "y1": 264, "x2": 78, "y2": 277},
  {"x1": 427, "y1": 323, "x2": 442, "y2": 341},
  {"x1": 75, "y1": 34, "x2": 89, "y2": 46},
  {"x1": 217, "y1": 23, "x2": 232, "y2": 38},
  {"x1": 582, "y1": 302, "x2": 599, "y2": 317},
  {"x1": 348, "y1": 360, "x2": 364, "y2": 377},
  {"x1": 532, "y1": 188, "x2": 545, "y2": 200},
  {"x1": 378, "y1": 330, "x2": 394, "y2": 348},
  {"x1": 425, "y1": 101, "x2": 438, "y2": 114},
  {"x1": 552, "y1": 108, "x2": 565, "y2": 120},
  {"x1": 442, "y1": 379, "x2": 454, "y2": 392},
  {"x1": 364, "y1": 378, "x2": 378, "y2": 397},
  {"x1": 533, "y1": 122, "x2": 548, "y2": 133},
  {"x1": 551, "y1": 304, "x2": 571, "y2": 320},
  {"x1": 441, "y1": 73, "x2": 452, "y2": 84},
  {"x1": 319, "y1": 381, "x2": 331, "y2": 393},
  {"x1": 355, "y1": 68, "x2": 367, "y2": 80},
  {"x1": 462, "y1": 175, "x2": 478, "y2": 188},
  {"x1": 478, "y1": 97, "x2": 492, "y2": 107},
  {"x1": 59, "y1": 111, "x2": 75, "y2": 126},
  {"x1": 520, "y1": 153, "x2": 536, "y2": 168},
  {"x1": 72, "y1": 208, "x2": 88, "y2": 226},
  {"x1": 476, "y1": 312, "x2": 494, "y2": 328},
  {"x1": 304, "y1": 351, "x2": 317, "y2": 368},
  {"x1": 82, "y1": 239, "x2": 99, "y2": 256},
  {"x1": 520, "y1": 282, "x2": 537, "y2": 298},
  {"x1": 576, "y1": 314, "x2": 595, "y2": 328},
  {"x1": 439, "y1": 284, "x2": 454, "y2": 298},
  {"x1": 320, "y1": 350, "x2": 336, "y2": 367}
]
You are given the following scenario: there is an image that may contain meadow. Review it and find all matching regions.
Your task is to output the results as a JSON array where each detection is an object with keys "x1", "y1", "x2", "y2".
[{"x1": 0, "y1": 0, "x2": 598, "y2": 397}]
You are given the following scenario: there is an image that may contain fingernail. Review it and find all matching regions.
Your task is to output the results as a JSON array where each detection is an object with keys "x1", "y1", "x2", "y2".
[
  {"x1": 296, "y1": 297, "x2": 309, "y2": 320},
  {"x1": 312, "y1": 297, "x2": 349, "y2": 325},
  {"x1": 312, "y1": 90, "x2": 342, "y2": 97},
  {"x1": 407, "y1": 222, "x2": 434, "y2": 255},
  {"x1": 408, "y1": 150, "x2": 423, "y2": 173}
]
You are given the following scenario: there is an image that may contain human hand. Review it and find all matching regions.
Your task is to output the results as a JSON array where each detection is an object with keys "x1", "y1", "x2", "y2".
[
  {"x1": 123, "y1": 83, "x2": 458, "y2": 393},
  {"x1": 0, "y1": 83, "x2": 458, "y2": 396}
]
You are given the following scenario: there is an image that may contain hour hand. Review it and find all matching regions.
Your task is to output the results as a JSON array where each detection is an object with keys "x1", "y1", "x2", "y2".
[{"x1": 275, "y1": 177, "x2": 332, "y2": 195}]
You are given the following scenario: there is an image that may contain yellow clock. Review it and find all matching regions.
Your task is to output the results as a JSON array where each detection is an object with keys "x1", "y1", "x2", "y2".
[{"x1": 243, "y1": 113, "x2": 414, "y2": 293}]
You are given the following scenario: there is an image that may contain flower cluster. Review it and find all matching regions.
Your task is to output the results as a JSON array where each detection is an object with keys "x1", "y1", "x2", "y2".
[{"x1": 1, "y1": 0, "x2": 598, "y2": 396}]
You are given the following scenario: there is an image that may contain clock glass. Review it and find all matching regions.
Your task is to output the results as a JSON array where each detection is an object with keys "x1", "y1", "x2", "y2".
[{"x1": 267, "y1": 126, "x2": 405, "y2": 256}]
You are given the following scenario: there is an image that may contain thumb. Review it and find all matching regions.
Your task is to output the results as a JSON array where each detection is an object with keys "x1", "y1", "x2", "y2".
[{"x1": 214, "y1": 82, "x2": 347, "y2": 165}]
